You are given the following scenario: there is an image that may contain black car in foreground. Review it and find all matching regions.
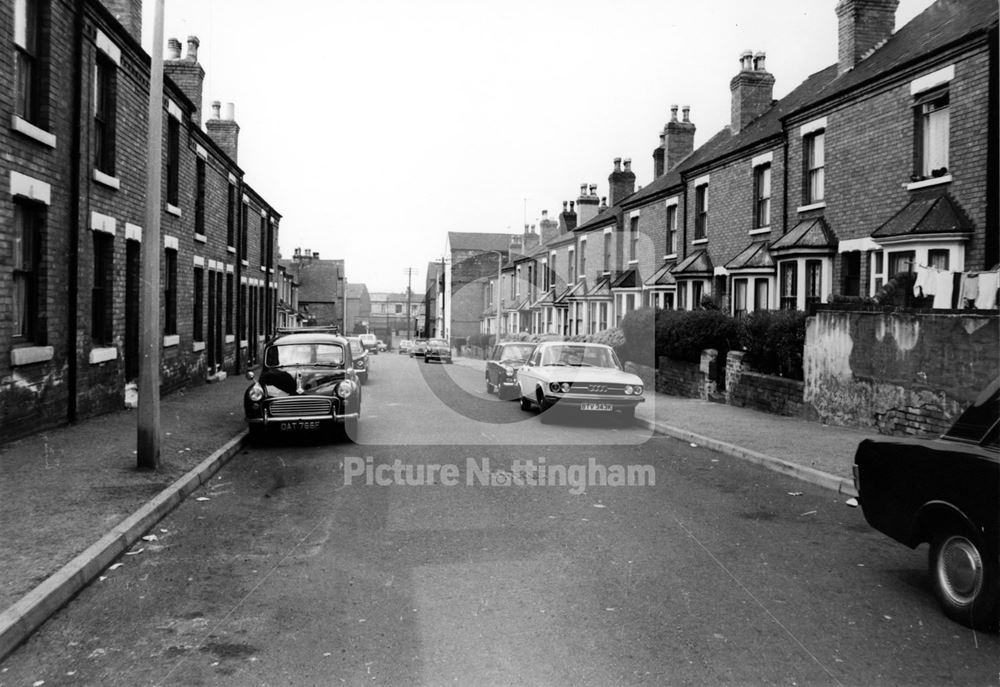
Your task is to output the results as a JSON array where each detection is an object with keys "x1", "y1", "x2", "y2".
[
  {"x1": 485, "y1": 341, "x2": 536, "y2": 400},
  {"x1": 244, "y1": 328, "x2": 361, "y2": 441},
  {"x1": 853, "y1": 377, "x2": 999, "y2": 629},
  {"x1": 347, "y1": 336, "x2": 370, "y2": 384}
]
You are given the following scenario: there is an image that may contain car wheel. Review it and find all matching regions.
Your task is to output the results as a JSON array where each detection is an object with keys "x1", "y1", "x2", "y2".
[
  {"x1": 342, "y1": 416, "x2": 359, "y2": 443},
  {"x1": 929, "y1": 529, "x2": 999, "y2": 629},
  {"x1": 536, "y1": 388, "x2": 552, "y2": 412},
  {"x1": 247, "y1": 424, "x2": 265, "y2": 444},
  {"x1": 519, "y1": 394, "x2": 532, "y2": 411},
  {"x1": 486, "y1": 377, "x2": 493, "y2": 394}
]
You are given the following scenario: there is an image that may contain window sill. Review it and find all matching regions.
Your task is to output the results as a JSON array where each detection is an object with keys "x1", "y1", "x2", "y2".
[
  {"x1": 194, "y1": 233, "x2": 207, "y2": 243},
  {"x1": 241, "y1": 260, "x2": 249, "y2": 267},
  {"x1": 11, "y1": 116, "x2": 57, "y2": 148},
  {"x1": 797, "y1": 201, "x2": 826, "y2": 213},
  {"x1": 906, "y1": 175, "x2": 952, "y2": 191},
  {"x1": 11, "y1": 345, "x2": 55, "y2": 367},
  {"x1": 163, "y1": 334, "x2": 180, "y2": 347},
  {"x1": 227, "y1": 246, "x2": 236, "y2": 254},
  {"x1": 88, "y1": 347, "x2": 118, "y2": 364},
  {"x1": 663, "y1": 254, "x2": 677, "y2": 260},
  {"x1": 193, "y1": 341, "x2": 205, "y2": 352},
  {"x1": 628, "y1": 260, "x2": 639, "y2": 265},
  {"x1": 239, "y1": 339, "x2": 248, "y2": 348},
  {"x1": 225, "y1": 334, "x2": 235, "y2": 344},
  {"x1": 260, "y1": 265, "x2": 267, "y2": 272},
  {"x1": 749, "y1": 227, "x2": 771, "y2": 236},
  {"x1": 692, "y1": 238, "x2": 708, "y2": 245},
  {"x1": 93, "y1": 169, "x2": 120, "y2": 190},
  {"x1": 165, "y1": 204, "x2": 182, "y2": 217}
]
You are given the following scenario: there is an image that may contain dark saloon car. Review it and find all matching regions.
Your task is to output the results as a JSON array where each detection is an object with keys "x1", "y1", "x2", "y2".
[
  {"x1": 244, "y1": 328, "x2": 361, "y2": 441},
  {"x1": 485, "y1": 342, "x2": 536, "y2": 400},
  {"x1": 853, "y1": 378, "x2": 999, "y2": 629},
  {"x1": 410, "y1": 339, "x2": 428, "y2": 358},
  {"x1": 424, "y1": 338, "x2": 453, "y2": 364},
  {"x1": 346, "y1": 336, "x2": 370, "y2": 384}
]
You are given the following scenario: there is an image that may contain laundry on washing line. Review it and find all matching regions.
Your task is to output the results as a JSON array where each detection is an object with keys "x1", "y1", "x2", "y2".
[{"x1": 912, "y1": 264, "x2": 998, "y2": 309}]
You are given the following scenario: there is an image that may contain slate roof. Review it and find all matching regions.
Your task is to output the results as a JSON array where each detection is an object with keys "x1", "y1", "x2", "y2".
[
  {"x1": 346, "y1": 283, "x2": 368, "y2": 299},
  {"x1": 562, "y1": 279, "x2": 589, "y2": 300},
  {"x1": 575, "y1": 206, "x2": 620, "y2": 233},
  {"x1": 645, "y1": 263, "x2": 677, "y2": 287},
  {"x1": 611, "y1": 268, "x2": 638, "y2": 289},
  {"x1": 448, "y1": 232, "x2": 514, "y2": 252},
  {"x1": 585, "y1": 275, "x2": 613, "y2": 298},
  {"x1": 725, "y1": 241, "x2": 775, "y2": 270},
  {"x1": 769, "y1": 217, "x2": 838, "y2": 254},
  {"x1": 871, "y1": 190, "x2": 974, "y2": 239},
  {"x1": 672, "y1": 250, "x2": 714, "y2": 276}
]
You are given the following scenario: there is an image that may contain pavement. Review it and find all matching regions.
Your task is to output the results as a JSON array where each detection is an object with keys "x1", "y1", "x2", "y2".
[{"x1": 0, "y1": 356, "x2": 879, "y2": 663}]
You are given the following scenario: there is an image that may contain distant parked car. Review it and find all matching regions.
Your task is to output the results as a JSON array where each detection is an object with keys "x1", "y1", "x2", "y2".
[
  {"x1": 346, "y1": 336, "x2": 370, "y2": 384},
  {"x1": 243, "y1": 327, "x2": 361, "y2": 442},
  {"x1": 424, "y1": 338, "x2": 453, "y2": 364},
  {"x1": 376, "y1": 340, "x2": 388, "y2": 352},
  {"x1": 517, "y1": 341, "x2": 644, "y2": 424},
  {"x1": 853, "y1": 377, "x2": 999, "y2": 629},
  {"x1": 398, "y1": 340, "x2": 413, "y2": 355},
  {"x1": 410, "y1": 339, "x2": 428, "y2": 358},
  {"x1": 359, "y1": 333, "x2": 378, "y2": 353},
  {"x1": 486, "y1": 342, "x2": 536, "y2": 400}
]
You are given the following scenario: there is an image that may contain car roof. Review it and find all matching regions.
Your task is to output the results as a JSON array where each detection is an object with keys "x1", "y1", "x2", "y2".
[
  {"x1": 536, "y1": 341, "x2": 610, "y2": 348},
  {"x1": 270, "y1": 332, "x2": 347, "y2": 345}
]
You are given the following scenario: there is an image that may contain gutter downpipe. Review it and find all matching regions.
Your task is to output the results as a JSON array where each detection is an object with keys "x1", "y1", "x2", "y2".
[{"x1": 67, "y1": 0, "x2": 85, "y2": 424}]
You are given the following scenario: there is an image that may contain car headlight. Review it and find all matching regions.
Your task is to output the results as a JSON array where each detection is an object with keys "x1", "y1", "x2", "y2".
[
  {"x1": 248, "y1": 384, "x2": 264, "y2": 402},
  {"x1": 336, "y1": 381, "x2": 354, "y2": 399},
  {"x1": 548, "y1": 382, "x2": 561, "y2": 393},
  {"x1": 635, "y1": 385, "x2": 643, "y2": 395},
  {"x1": 560, "y1": 382, "x2": 571, "y2": 393},
  {"x1": 502, "y1": 365, "x2": 514, "y2": 377},
  {"x1": 625, "y1": 385, "x2": 634, "y2": 395}
]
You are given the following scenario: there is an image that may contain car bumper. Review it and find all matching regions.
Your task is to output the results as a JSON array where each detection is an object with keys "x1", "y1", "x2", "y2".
[
  {"x1": 425, "y1": 353, "x2": 452, "y2": 361},
  {"x1": 248, "y1": 411, "x2": 359, "y2": 425},
  {"x1": 542, "y1": 393, "x2": 645, "y2": 408}
]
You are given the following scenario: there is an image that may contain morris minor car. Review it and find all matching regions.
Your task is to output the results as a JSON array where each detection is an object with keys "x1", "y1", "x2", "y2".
[
  {"x1": 244, "y1": 328, "x2": 361, "y2": 441},
  {"x1": 485, "y1": 342, "x2": 536, "y2": 400}
]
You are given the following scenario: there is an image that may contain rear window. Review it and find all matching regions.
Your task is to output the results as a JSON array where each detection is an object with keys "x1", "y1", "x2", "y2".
[
  {"x1": 265, "y1": 343, "x2": 345, "y2": 367},
  {"x1": 943, "y1": 378, "x2": 1000, "y2": 448}
]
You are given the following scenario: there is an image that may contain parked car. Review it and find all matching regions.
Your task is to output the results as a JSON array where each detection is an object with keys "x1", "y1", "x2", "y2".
[
  {"x1": 398, "y1": 340, "x2": 413, "y2": 355},
  {"x1": 359, "y1": 332, "x2": 378, "y2": 353},
  {"x1": 376, "y1": 340, "x2": 388, "y2": 353},
  {"x1": 517, "y1": 341, "x2": 644, "y2": 423},
  {"x1": 424, "y1": 338, "x2": 453, "y2": 364},
  {"x1": 410, "y1": 339, "x2": 429, "y2": 358},
  {"x1": 346, "y1": 336, "x2": 370, "y2": 384},
  {"x1": 486, "y1": 342, "x2": 536, "y2": 400},
  {"x1": 853, "y1": 377, "x2": 999, "y2": 629},
  {"x1": 243, "y1": 327, "x2": 361, "y2": 441}
]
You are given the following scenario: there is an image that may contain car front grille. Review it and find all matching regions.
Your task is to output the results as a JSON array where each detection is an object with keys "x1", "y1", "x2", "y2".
[
  {"x1": 569, "y1": 382, "x2": 626, "y2": 395},
  {"x1": 267, "y1": 397, "x2": 333, "y2": 417}
]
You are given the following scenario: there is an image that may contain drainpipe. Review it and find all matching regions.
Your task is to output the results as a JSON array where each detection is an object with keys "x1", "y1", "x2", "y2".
[{"x1": 67, "y1": 0, "x2": 85, "y2": 424}]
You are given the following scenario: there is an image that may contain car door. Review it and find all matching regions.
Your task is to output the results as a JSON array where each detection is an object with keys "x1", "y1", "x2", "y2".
[{"x1": 519, "y1": 347, "x2": 542, "y2": 396}]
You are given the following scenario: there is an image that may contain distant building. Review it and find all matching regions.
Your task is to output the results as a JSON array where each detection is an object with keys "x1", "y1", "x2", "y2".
[
  {"x1": 345, "y1": 283, "x2": 372, "y2": 334},
  {"x1": 281, "y1": 249, "x2": 345, "y2": 330},
  {"x1": 370, "y1": 292, "x2": 425, "y2": 343}
]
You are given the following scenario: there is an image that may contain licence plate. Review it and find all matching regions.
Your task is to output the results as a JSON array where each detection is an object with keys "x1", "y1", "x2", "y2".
[
  {"x1": 279, "y1": 420, "x2": 321, "y2": 431},
  {"x1": 581, "y1": 403, "x2": 613, "y2": 412}
]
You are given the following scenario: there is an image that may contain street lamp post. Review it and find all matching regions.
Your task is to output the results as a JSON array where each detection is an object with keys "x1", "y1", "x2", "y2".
[{"x1": 480, "y1": 250, "x2": 503, "y2": 344}]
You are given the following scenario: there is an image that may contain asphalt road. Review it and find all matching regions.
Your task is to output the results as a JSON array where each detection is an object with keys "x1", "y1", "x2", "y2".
[{"x1": 0, "y1": 354, "x2": 996, "y2": 686}]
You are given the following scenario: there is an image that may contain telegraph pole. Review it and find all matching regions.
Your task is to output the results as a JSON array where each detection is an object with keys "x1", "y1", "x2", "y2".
[
  {"x1": 138, "y1": 0, "x2": 165, "y2": 469},
  {"x1": 403, "y1": 267, "x2": 417, "y2": 340}
]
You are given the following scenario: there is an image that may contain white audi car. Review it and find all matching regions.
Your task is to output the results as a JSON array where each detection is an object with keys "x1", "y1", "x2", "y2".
[{"x1": 517, "y1": 341, "x2": 645, "y2": 423}]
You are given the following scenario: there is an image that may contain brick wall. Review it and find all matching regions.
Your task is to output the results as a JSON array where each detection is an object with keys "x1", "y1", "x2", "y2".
[
  {"x1": 655, "y1": 357, "x2": 702, "y2": 398},
  {"x1": 805, "y1": 309, "x2": 1000, "y2": 435},
  {"x1": 726, "y1": 350, "x2": 808, "y2": 417}
]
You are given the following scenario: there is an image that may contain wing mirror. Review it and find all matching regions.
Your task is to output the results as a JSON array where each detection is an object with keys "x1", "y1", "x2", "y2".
[{"x1": 245, "y1": 370, "x2": 255, "y2": 381}]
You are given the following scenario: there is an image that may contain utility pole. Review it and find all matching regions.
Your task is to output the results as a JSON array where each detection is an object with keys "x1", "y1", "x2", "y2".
[
  {"x1": 403, "y1": 267, "x2": 417, "y2": 340},
  {"x1": 138, "y1": 0, "x2": 165, "y2": 470}
]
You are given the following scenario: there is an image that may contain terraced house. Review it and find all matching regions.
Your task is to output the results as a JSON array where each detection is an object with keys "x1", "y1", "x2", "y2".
[
  {"x1": 478, "y1": 0, "x2": 997, "y2": 339},
  {"x1": 1, "y1": 0, "x2": 281, "y2": 442}
]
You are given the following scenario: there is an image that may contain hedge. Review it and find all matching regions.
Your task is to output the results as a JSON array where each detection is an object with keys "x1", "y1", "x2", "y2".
[{"x1": 736, "y1": 310, "x2": 806, "y2": 380}]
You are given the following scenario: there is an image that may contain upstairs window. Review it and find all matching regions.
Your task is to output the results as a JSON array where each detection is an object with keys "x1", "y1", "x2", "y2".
[
  {"x1": 579, "y1": 241, "x2": 586, "y2": 279},
  {"x1": 240, "y1": 202, "x2": 249, "y2": 261},
  {"x1": 753, "y1": 163, "x2": 771, "y2": 228},
  {"x1": 629, "y1": 216, "x2": 639, "y2": 261},
  {"x1": 195, "y1": 157, "x2": 206, "y2": 236},
  {"x1": 226, "y1": 184, "x2": 236, "y2": 248},
  {"x1": 804, "y1": 131, "x2": 825, "y2": 204},
  {"x1": 259, "y1": 214, "x2": 267, "y2": 266},
  {"x1": 694, "y1": 184, "x2": 708, "y2": 240},
  {"x1": 13, "y1": 200, "x2": 43, "y2": 342},
  {"x1": 14, "y1": 0, "x2": 46, "y2": 128},
  {"x1": 603, "y1": 232, "x2": 612, "y2": 273},
  {"x1": 193, "y1": 266, "x2": 204, "y2": 342},
  {"x1": 568, "y1": 249, "x2": 575, "y2": 284},
  {"x1": 166, "y1": 116, "x2": 180, "y2": 207},
  {"x1": 665, "y1": 204, "x2": 678, "y2": 255},
  {"x1": 93, "y1": 54, "x2": 117, "y2": 176},
  {"x1": 915, "y1": 89, "x2": 949, "y2": 178},
  {"x1": 164, "y1": 248, "x2": 177, "y2": 335}
]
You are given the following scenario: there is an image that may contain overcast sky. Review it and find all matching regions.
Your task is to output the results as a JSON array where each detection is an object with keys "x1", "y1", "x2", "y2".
[{"x1": 141, "y1": 0, "x2": 936, "y2": 293}]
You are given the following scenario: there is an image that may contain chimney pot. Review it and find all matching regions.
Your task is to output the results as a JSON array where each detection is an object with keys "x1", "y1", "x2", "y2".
[
  {"x1": 186, "y1": 35, "x2": 200, "y2": 62},
  {"x1": 211, "y1": 100, "x2": 221, "y2": 119},
  {"x1": 682, "y1": 105, "x2": 691, "y2": 122},
  {"x1": 167, "y1": 38, "x2": 182, "y2": 60},
  {"x1": 753, "y1": 51, "x2": 766, "y2": 71},
  {"x1": 563, "y1": 201, "x2": 568, "y2": 210},
  {"x1": 740, "y1": 50, "x2": 754, "y2": 71},
  {"x1": 569, "y1": 201, "x2": 575, "y2": 211},
  {"x1": 580, "y1": 183, "x2": 587, "y2": 195},
  {"x1": 613, "y1": 157, "x2": 622, "y2": 172},
  {"x1": 670, "y1": 104, "x2": 678, "y2": 121},
  {"x1": 542, "y1": 210, "x2": 548, "y2": 219},
  {"x1": 224, "y1": 102, "x2": 236, "y2": 120},
  {"x1": 623, "y1": 159, "x2": 632, "y2": 172},
  {"x1": 589, "y1": 184, "x2": 597, "y2": 195}
]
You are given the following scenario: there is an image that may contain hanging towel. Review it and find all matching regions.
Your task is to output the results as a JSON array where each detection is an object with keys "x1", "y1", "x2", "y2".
[
  {"x1": 932, "y1": 269, "x2": 955, "y2": 309},
  {"x1": 975, "y1": 271, "x2": 999, "y2": 309},
  {"x1": 960, "y1": 273, "x2": 979, "y2": 307},
  {"x1": 913, "y1": 265, "x2": 933, "y2": 297}
]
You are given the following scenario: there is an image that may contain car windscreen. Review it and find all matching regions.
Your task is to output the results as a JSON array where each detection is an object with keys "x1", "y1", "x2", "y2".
[
  {"x1": 497, "y1": 344, "x2": 534, "y2": 361},
  {"x1": 943, "y1": 378, "x2": 1000, "y2": 447},
  {"x1": 265, "y1": 343, "x2": 345, "y2": 368},
  {"x1": 540, "y1": 345, "x2": 619, "y2": 369}
]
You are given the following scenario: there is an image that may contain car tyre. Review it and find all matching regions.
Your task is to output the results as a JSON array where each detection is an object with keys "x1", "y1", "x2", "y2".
[
  {"x1": 247, "y1": 424, "x2": 266, "y2": 444},
  {"x1": 342, "y1": 416, "x2": 359, "y2": 443},
  {"x1": 519, "y1": 394, "x2": 532, "y2": 411},
  {"x1": 929, "y1": 528, "x2": 999, "y2": 629},
  {"x1": 486, "y1": 377, "x2": 494, "y2": 394}
]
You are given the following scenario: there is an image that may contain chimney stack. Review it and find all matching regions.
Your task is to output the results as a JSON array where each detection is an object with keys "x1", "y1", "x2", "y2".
[
  {"x1": 559, "y1": 201, "x2": 578, "y2": 233},
  {"x1": 836, "y1": 0, "x2": 898, "y2": 75},
  {"x1": 99, "y1": 0, "x2": 142, "y2": 44},
  {"x1": 539, "y1": 209, "x2": 559, "y2": 246},
  {"x1": 577, "y1": 182, "x2": 600, "y2": 226},
  {"x1": 608, "y1": 157, "x2": 635, "y2": 206},
  {"x1": 164, "y1": 35, "x2": 205, "y2": 125},
  {"x1": 730, "y1": 49, "x2": 775, "y2": 134},
  {"x1": 206, "y1": 101, "x2": 240, "y2": 162}
]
